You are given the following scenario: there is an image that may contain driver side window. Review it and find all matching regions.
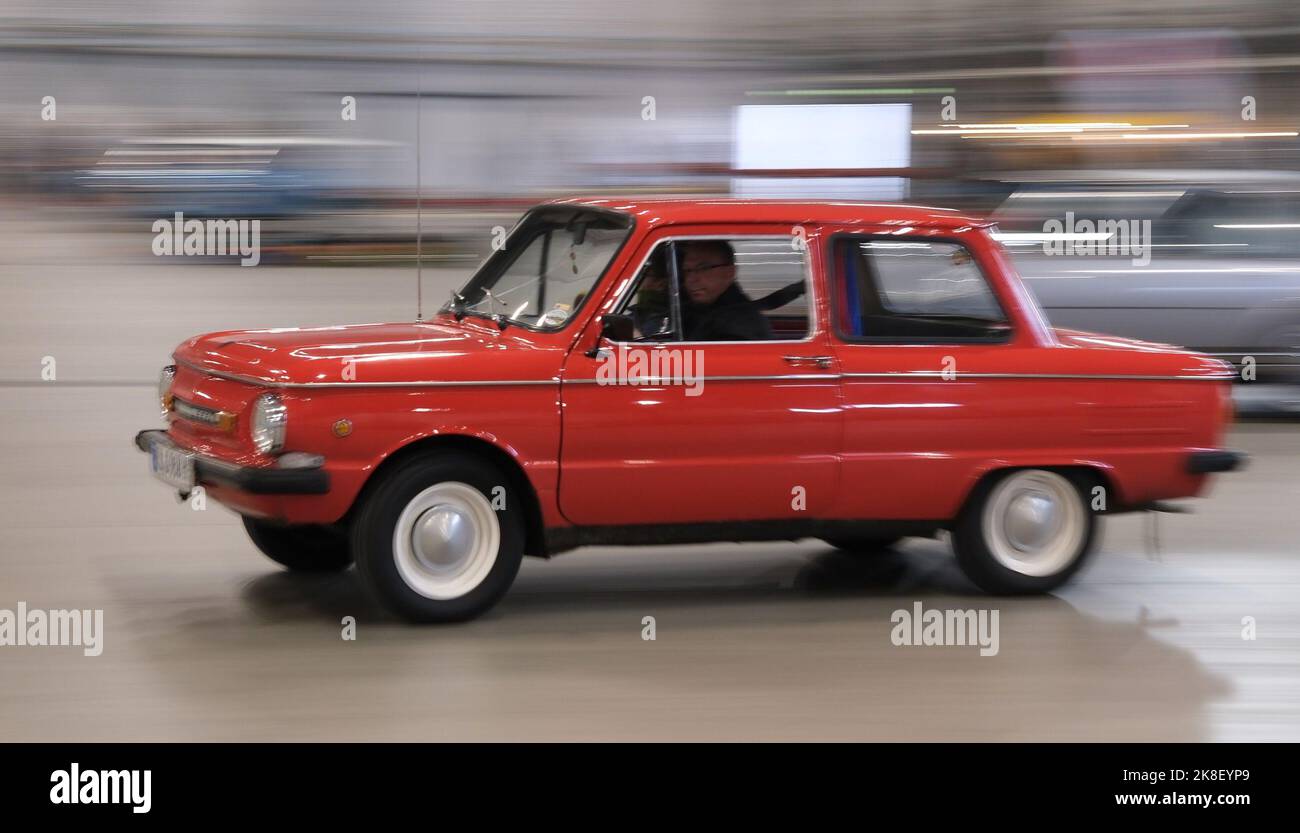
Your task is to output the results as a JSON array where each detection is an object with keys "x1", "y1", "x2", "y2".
[{"x1": 614, "y1": 238, "x2": 810, "y2": 342}]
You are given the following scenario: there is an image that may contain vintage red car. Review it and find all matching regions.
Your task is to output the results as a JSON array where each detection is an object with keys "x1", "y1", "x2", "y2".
[{"x1": 136, "y1": 197, "x2": 1243, "y2": 621}]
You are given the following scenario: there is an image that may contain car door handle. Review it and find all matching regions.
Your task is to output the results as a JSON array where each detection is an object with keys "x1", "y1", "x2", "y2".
[{"x1": 782, "y1": 355, "x2": 834, "y2": 369}]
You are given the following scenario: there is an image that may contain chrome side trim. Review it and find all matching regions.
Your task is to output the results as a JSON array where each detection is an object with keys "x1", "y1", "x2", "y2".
[
  {"x1": 176, "y1": 359, "x2": 558, "y2": 389},
  {"x1": 563, "y1": 373, "x2": 834, "y2": 385},
  {"x1": 178, "y1": 359, "x2": 1231, "y2": 388},
  {"x1": 841, "y1": 371, "x2": 1233, "y2": 382},
  {"x1": 569, "y1": 371, "x2": 1229, "y2": 384}
]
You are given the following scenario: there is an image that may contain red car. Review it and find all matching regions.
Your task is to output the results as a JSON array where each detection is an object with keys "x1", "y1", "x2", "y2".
[{"x1": 136, "y1": 198, "x2": 1243, "y2": 621}]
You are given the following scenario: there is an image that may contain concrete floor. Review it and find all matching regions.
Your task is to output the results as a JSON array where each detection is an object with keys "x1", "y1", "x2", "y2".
[{"x1": 2, "y1": 205, "x2": 1298, "y2": 741}]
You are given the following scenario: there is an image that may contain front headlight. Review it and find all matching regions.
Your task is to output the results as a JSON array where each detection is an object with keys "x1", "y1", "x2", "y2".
[
  {"x1": 250, "y1": 392, "x2": 287, "y2": 454},
  {"x1": 158, "y1": 365, "x2": 176, "y2": 416}
]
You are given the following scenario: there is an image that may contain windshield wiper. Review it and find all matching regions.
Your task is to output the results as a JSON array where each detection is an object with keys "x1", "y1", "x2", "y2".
[
  {"x1": 447, "y1": 306, "x2": 512, "y2": 331},
  {"x1": 448, "y1": 289, "x2": 468, "y2": 321},
  {"x1": 446, "y1": 290, "x2": 512, "y2": 331},
  {"x1": 446, "y1": 289, "x2": 507, "y2": 329},
  {"x1": 482, "y1": 289, "x2": 511, "y2": 330}
]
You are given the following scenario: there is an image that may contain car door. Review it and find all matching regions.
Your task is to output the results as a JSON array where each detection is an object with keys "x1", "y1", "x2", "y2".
[
  {"x1": 557, "y1": 225, "x2": 842, "y2": 526},
  {"x1": 826, "y1": 228, "x2": 1031, "y2": 522}
]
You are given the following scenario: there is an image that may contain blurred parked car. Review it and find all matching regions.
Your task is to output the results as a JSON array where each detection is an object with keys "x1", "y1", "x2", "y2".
[{"x1": 988, "y1": 173, "x2": 1300, "y2": 409}]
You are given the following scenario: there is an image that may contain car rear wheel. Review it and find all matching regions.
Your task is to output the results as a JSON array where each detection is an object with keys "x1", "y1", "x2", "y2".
[
  {"x1": 952, "y1": 469, "x2": 1097, "y2": 594},
  {"x1": 351, "y1": 453, "x2": 525, "y2": 623},
  {"x1": 242, "y1": 517, "x2": 353, "y2": 572}
]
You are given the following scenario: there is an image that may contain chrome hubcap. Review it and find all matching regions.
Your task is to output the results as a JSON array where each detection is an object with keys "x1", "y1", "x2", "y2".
[
  {"x1": 393, "y1": 482, "x2": 500, "y2": 600},
  {"x1": 412, "y1": 504, "x2": 477, "y2": 572},
  {"x1": 1004, "y1": 492, "x2": 1060, "y2": 552},
  {"x1": 983, "y1": 470, "x2": 1085, "y2": 577}
]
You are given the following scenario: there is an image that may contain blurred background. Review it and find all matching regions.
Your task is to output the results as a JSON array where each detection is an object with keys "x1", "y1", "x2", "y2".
[
  {"x1": 5, "y1": 1, "x2": 1300, "y2": 405},
  {"x1": 3, "y1": 1, "x2": 1300, "y2": 741}
]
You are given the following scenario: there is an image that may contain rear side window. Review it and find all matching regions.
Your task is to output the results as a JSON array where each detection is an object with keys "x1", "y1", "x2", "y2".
[{"x1": 832, "y1": 236, "x2": 1010, "y2": 343}]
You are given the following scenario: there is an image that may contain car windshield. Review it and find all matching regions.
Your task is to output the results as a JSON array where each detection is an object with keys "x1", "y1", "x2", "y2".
[{"x1": 444, "y1": 207, "x2": 633, "y2": 330}]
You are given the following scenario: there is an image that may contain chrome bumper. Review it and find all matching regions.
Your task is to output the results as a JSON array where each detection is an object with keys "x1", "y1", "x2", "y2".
[{"x1": 134, "y1": 430, "x2": 330, "y2": 495}]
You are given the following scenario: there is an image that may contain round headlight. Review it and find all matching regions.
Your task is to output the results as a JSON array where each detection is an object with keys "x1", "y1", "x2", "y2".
[
  {"x1": 158, "y1": 365, "x2": 176, "y2": 416},
  {"x1": 250, "y1": 393, "x2": 287, "y2": 454}
]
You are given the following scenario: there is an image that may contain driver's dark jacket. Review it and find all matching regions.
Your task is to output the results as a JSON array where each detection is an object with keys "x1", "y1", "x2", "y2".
[{"x1": 682, "y1": 283, "x2": 773, "y2": 341}]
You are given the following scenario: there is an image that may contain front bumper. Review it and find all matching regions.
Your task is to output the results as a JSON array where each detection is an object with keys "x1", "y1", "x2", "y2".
[
  {"x1": 134, "y1": 429, "x2": 330, "y2": 495},
  {"x1": 1187, "y1": 449, "x2": 1247, "y2": 475}
]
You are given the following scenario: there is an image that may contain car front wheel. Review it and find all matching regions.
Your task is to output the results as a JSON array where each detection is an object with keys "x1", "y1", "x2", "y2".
[
  {"x1": 351, "y1": 453, "x2": 525, "y2": 623},
  {"x1": 952, "y1": 469, "x2": 1097, "y2": 594},
  {"x1": 242, "y1": 517, "x2": 353, "y2": 572}
]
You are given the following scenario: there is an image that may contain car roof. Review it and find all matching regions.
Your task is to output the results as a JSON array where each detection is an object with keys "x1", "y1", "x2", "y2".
[{"x1": 546, "y1": 196, "x2": 992, "y2": 230}]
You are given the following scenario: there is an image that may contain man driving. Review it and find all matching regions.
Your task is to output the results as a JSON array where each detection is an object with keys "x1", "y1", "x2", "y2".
[{"x1": 679, "y1": 240, "x2": 772, "y2": 341}]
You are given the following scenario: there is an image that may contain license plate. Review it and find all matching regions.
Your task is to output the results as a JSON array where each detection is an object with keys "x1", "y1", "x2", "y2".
[{"x1": 149, "y1": 440, "x2": 196, "y2": 492}]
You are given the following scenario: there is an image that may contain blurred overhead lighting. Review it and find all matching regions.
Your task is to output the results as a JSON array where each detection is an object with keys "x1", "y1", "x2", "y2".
[
  {"x1": 1077, "y1": 131, "x2": 1299, "y2": 141},
  {"x1": 913, "y1": 123, "x2": 1191, "y2": 137},
  {"x1": 1213, "y1": 224, "x2": 1300, "y2": 229},
  {"x1": 1008, "y1": 191, "x2": 1186, "y2": 199},
  {"x1": 747, "y1": 88, "x2": 955, "y2": 97}
]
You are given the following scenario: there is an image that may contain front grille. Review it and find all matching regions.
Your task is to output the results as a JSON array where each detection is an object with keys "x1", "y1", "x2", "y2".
[{"x1": 173, "y1": 397, "x2": 237, "y2": 432}]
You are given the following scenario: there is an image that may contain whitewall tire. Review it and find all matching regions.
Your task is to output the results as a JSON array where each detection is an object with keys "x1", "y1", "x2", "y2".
[
  {"x1": 953, "y1": 468, "x2": 1097, "y2": 594},
  {"x1": 353, "y1": 452, "x2": 524, "y2": 622}
]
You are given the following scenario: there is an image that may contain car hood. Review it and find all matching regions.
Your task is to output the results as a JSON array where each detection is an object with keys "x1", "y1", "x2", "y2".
[{"x1": 173, "y1": 319, "x2": 559, "y2": 386}]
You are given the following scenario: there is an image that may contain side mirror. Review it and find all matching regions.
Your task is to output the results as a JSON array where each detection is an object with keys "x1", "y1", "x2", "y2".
[
  {"x1": 599, "y1": 312, "x2": 635, "y2": 343},
  {"x1": 585, "y1": 313, "x2": 634, "y2": 357}
]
